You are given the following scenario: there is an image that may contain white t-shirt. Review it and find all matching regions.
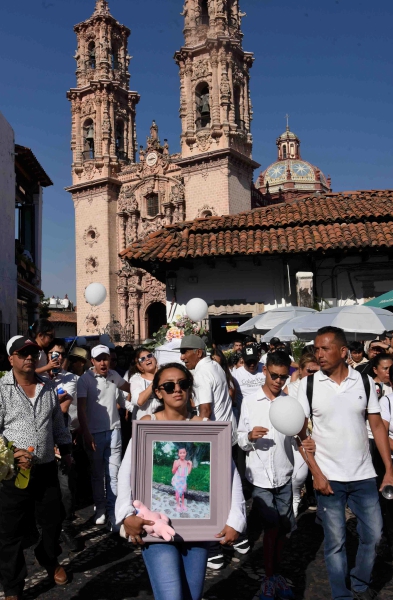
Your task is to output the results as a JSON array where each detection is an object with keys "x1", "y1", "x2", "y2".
[
  {"x1": 77, "y1": 368, "x2": 127, "y2": 434},
  {"x1": 298, "y1": 366, "x2": 380, "y2": 482},
  {"x1": 129, "y1": 372, "x2": 162, "y2": 420},
  {"x1": 380, "y1": 394, "x2": 393, "y2": 455},
  {"x1": 232, "y1": 364, "x2": 266, "y2": 401},
  {"x1": 193, "y1": 356, "x2": 233, "y2": 422},
  {"x1": 237, "y1": 389, "x2": 306, "y2": 488}
]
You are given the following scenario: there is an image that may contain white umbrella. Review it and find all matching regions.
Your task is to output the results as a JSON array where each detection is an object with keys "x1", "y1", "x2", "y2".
[
  {"x1": 262, "y1": 316, "x2": 311, "y2": 342},
  {"x1": 237, "y1": 306, "x2": 318, "y2": 335},
  {"x1": 293, "y1": 305, "x2": 393, "y2": 341}
]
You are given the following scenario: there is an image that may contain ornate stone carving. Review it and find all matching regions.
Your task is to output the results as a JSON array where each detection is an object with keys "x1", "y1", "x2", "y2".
[
  {"x1": 81, "y1": 99, "x2": 95, "y2": 117},
  {"x1": 85, "y1": 314, "x2": 100, "y2": 333},
  {"x1": 144, "y1": 274, "x2": 166, "y2": 305},
  {"x1": 118, "y1": 184, "x2": 139, "y2": 211},
  {"x1": 220, "y1": 72, "x2": 231, "y2": 103},
  {"x1": 83, "y1": 226, "x2": 100, "y2": 247},
  {"x1": 233, "y1": 64, "x2": 244, "y2": 85},
  {"x1": 197, "y1": 204, "x2": 217, "y2": 218},
  {"x1": 85, "y1": 256, "x2": 99, "y2": 273},
  {"x1": 196, "y1": 131, "x2": 212, "y2": 152},
  {"x1": 192, "y1": 59, "x2": 210, "y2": 81}
]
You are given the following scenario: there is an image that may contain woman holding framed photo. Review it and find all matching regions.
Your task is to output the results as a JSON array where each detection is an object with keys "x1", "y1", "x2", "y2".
[{"x1": 115, "y1": 362, "x2": 246, "y2": 600}]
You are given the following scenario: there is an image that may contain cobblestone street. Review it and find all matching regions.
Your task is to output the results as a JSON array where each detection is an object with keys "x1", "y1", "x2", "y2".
[{"x1": 2, "y1": 501, "x2": 393, "y2": 600}]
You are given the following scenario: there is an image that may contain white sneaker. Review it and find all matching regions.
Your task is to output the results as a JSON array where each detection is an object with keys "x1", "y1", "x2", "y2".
[
  {"x1": 207, "y1": 554, "x2": 224, "y2": 570},
  {"x1": 95, "y1": 513, "x2": 106, "y2": 525}
]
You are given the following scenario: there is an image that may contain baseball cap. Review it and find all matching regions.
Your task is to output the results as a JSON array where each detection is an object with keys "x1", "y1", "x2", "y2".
[
  {"x1": 180, "y1": 335, "x2": 206, "y2": 351},
  {"x1": 242, "y1": 345, "x2": 259, "y2": 362},
  {"x1": 91, "y1": 345, "x2": 110, "y2": 359},
  {"x1": 7, "y1": 336, "x2": 39, "y2": 356}
]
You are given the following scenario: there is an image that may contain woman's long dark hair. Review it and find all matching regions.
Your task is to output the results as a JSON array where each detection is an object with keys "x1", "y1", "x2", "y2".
[
  {"x1": 211, "y1": 347, "x2": 235, "y2": 390},
  {"x1": 152, "y1": 363, "x2": 193, "y2": 400}
]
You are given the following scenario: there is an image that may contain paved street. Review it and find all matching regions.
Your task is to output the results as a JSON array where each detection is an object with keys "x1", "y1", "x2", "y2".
[{"x1": 2, "y1": 501, "x2": 393, "y2": 600}]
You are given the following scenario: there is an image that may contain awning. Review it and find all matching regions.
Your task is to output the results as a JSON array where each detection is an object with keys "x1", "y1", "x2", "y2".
[{"x1": 364, "y1": 291, "x2": 393, "y2": 309}]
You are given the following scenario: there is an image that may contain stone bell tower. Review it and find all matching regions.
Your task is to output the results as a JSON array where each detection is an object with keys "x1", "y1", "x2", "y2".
[
  {"x1": 66, "y1": 0, "x2": 140, "y2": 334},
  {"x1": 174, "y1": 0, "x2": 259, "y2": 220}
]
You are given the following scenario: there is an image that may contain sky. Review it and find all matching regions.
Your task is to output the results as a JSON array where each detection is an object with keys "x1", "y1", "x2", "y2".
[{"x1": 1, "y1": 0, "x2": 392, "y2": 303}]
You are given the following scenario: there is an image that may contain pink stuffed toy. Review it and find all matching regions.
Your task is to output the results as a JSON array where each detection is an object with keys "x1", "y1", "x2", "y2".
[{"x1": 132, "y1": 500, "x2": 176, "y2": 542}]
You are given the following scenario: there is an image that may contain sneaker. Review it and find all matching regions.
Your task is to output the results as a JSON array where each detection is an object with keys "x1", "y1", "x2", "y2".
[
  {"x1": 275, "y1": 574, "x2": 294, "y2": 599},
  {"x1": 207, "y1": 554, "x2": 224, "y2": 570},
  {"x1": 307, "y1": 496, "x2": 317, "y2": 511},
  {"x1": 352, "y1": 589, "x2": 378, "y2": 600},
  {"x1": 95, "y1": 513, "x2": 106, "y2": 525},
  {"x1": 233, "y1": 538, "x2": 251, "y2": 555},
  {"x1": 259, "y1": 575, "x2": 275, "y2": 599}
]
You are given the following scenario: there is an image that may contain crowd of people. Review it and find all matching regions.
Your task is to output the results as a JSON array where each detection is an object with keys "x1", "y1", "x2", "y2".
[{"x1": 1, "y1": 318, "x2": 393, "y2": 600}]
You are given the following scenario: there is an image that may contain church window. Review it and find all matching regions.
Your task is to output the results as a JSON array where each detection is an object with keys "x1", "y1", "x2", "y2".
[
  {"x1": 282, "y1": 145, "x2": 287, "y2": 159},
  {"x1": 197, "y1": 0, "x2": 210, "y2": 25},
  {"x1": 111, "y1": 43, "x2": 120, "y2": 70},
  {"x1": 116, "y1": 120, "x2": 126, "y2": 159},
  {"x1": 88, "y1": 42, "x2": 96, "y2": 69},
  {"x1": 146, "y1": 193, "x2": 159, "y2": 217},
  {"x1": 83, "y1": 119, "x2": 95, "y2": 160},
  {"x1": 196, "y1": 83, "x2": 211, "y2": 129},
  {"x1": 234, "y1": 86, "x2": 242, "y2": 128}
]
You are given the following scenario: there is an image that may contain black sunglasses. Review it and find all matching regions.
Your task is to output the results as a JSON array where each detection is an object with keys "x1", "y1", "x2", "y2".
[
  {"x1": 306, "y1": 368, "x2": 318, "y2": 374},
  {"x1": 267, "y1": 369, "x2": 288, "y2": 382},
  {"x1": 138, "y1": 353, "x2": 154, "y2": 364},
  {"x1": 14, "y1": 350, "x2": 40, "y2": 359},
  {"x1": 157, "y1": 379, "x2": 191, "y2": 394}
]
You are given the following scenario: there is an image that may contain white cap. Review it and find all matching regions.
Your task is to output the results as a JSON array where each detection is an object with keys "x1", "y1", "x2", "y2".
[
  {"x1": 6, "y1": 336, "x2": 23, "y2": 356},
  {"x1": 91, "y1": 344, "x2": 110, "y2": 359}
]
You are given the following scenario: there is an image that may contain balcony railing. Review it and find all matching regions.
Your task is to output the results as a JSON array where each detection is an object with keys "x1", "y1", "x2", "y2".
[
  {"x1": 82, "y1": 149, "x2": 95, "y2": 161},
  {"x1": 116, "y1": 150, "x2": 129, "y2": 162}
]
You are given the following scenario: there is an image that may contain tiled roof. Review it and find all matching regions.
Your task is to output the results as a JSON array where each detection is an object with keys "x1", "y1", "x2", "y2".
[
  {"x1": 120, "y1": 191, "x2": 393, "y2": 265},
  {"x1": 48, "y1": 311, "x2": 77, "y2": 324}
]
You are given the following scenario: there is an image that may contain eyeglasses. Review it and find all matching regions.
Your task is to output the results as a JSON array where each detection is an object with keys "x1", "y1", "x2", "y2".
[
  {"x1": 50, "y1": 351, "x2": 66, "y2": 357},
  {"x1": 157, "y1": 379, "x2": 191, "y2": 394},
  {"x1": 306, "y1": 368, "x2": 319, "y2": 374},
  {"x1": 267, "y1": 369, "x2": 288, "y2": 382},
  {"x1": 138, "y1": 353, "x2": 154, "y2": 364},
  {"x1": 14, "y1": 350, "x2": 40, "y2": 359}
]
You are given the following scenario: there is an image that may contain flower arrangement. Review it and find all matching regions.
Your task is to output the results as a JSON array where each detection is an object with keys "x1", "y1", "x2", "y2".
[
  {"x1": 152, "y1": 316, "x2": 209, "y2": 348},
  {"x1": 0, "y1": 438, "x2": 15, "y2": 482}
]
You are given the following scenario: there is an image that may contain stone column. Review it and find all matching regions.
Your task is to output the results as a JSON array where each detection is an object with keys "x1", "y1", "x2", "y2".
[
  {"x1": 228, "y1": 58, "x2": 235, "y2": 125},
  {"x1": 117, "y1": 211, "x2": 127, "y2": 251},
  {"x1": 74, "y1": 101, "x2": 82, "y2": 163},
  {"x1": 95, "y1": 94, "x2": 102, "y2": 156},
  {"x1": 210, "y1": 49, "x2": 220, "y2": 126},
  {"x1": 185, "y1": 58, "x2": 194, "y2": 132},
  {"x1": 296, "y1": 272, "x2": 314, "y2": 308},
  {"x1": 109, "y1": 93, "x2": 115, "y2": 156}
]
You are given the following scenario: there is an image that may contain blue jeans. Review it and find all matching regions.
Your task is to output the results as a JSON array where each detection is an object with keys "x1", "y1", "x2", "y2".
[
  {"x1": 86, "y1": 429, "x2": 122, "y2": 518},
  {"x1": 142, "y1": 542, "x2": 209, "y2": 600},
  {"x1": 317, "y1": 478, "x2": 382, "y2": 600}
]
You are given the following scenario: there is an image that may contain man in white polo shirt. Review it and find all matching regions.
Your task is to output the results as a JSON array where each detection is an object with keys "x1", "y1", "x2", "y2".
[
  {"x1": 298, "y1": 326, "x2": 393, "y2": 600},
  {"x1": 77, "y1": 345, "x2": 131, "y2": 531}
]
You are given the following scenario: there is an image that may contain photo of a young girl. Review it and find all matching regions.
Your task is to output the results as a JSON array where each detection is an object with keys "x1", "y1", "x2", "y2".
[
  {"x1": 171, "y1": 447, "x2": 193, "y2": 513},
  {"x1": 151, "y1": 441, "x2": 211, "y2": 519}
]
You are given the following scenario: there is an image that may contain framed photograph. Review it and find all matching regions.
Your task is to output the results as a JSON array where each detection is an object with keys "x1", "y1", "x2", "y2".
[{"x1": 131, "y1": 420, "x2": 232, "y2": 542}]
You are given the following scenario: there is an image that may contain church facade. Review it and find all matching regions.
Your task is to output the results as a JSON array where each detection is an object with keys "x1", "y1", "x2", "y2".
[{"x1": 66, "y1": 0, "x2": 260, "y2": 341}]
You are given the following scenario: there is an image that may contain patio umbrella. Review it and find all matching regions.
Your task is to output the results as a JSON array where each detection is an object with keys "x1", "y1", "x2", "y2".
[
  {"x1": 364, "y1": 291, "x2": 393, "y2": 310},
  {"x1": 262, "y1": 316, "x2": 311, "y2": 342},
  {"x1": 237, "y1": 306, "x2": 318, "y2": 335},
  {"x1": 293, "y1": 305, "x2": 393, "y2": 341}
]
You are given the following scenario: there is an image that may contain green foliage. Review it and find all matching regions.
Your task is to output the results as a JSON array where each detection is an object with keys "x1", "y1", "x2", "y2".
[
  {"x1": 0, "y1": 372, "x2": 6, "y2": 379},
  {"x1": 152, "y1": 463, "x2": 210, "y2": 493},
  {"x1": 153, "y1": 441, "x2": 210, "y2": 468},
  {"x1": 38, "y1": 295, "x2": 51, "y2": 319},
  {"x1": 291, "y1": 340, "x2": 306, "y2": 362}
]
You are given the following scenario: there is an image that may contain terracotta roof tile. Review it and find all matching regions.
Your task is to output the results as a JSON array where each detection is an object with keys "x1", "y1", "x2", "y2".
[{"x1": 121, "y1": 191, "x2": 393, "y2": 264}]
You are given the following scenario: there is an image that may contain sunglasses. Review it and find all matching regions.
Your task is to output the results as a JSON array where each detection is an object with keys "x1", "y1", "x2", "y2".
[
  {"x1": 50, "y1": 351, "x2": 66, "y2": 357},
  {"x1": 267, "y1": 369, "x2": 288, "y2": 382},
  {"x1": 306, "y1": 368, "x2": 319, "y2": 374},
  {"x1": 138, "y1": 353, "x2": 154, "y2": 364},
  {"x1": 14, "y1": 350, "x2": 40, "y2": 359},
  {"x1": 157, "y1": 379, "x2": 191, "y2": 394}
]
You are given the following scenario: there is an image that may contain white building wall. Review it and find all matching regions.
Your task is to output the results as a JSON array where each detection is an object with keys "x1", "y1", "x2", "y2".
[{"x1": 0, "y1": 112, "x2": 17, "y2": 337}]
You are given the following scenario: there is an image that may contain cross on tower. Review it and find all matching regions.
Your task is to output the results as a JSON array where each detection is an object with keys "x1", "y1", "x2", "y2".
[{"x1": 285, "y1": 114, "x2": 290, "y2": 131}]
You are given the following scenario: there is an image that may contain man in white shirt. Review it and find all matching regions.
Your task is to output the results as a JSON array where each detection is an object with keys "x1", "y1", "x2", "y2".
[
  {"x1": 238, "y1": 351, "x2": 302, "y2": 600},
  {"x1": 232, "y1": 345, "x2": 266, "y2": 407},
  {"x1": 298, "y1": 326, "x2": 393, "y2": 600},
  {"x1": 180, "y1": 335, "x2": 233, "y2": 422},
  {"x1": 77, "y1": 345, "x2": 132, "y2": 531}
]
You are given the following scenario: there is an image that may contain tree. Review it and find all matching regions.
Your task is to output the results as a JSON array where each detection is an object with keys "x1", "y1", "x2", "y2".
[{"x1": 38, "y1": 295, "x2": 51, "y2": 319}]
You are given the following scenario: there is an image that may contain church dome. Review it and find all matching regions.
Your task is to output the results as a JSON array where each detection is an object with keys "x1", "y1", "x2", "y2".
[{"x1": 256, "y1": 122, "x2": 331, "y2": 203}]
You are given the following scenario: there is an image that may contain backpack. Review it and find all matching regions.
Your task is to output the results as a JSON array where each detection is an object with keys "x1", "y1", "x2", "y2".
[{"x1": 306, "y1": 371, "x2": 371, "y2": 421}]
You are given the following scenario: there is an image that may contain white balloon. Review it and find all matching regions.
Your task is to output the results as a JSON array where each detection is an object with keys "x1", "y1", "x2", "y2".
[
  {"x1": 100, "y1": 334, "x2": 111, "y2": 345},
  {"x1": 77, "y1": 337, "x2": 87, "y2": 346},
  {"x1": 186, "y1": 298, "x2": 208, "y2": 322},
  {"x1": 269, "y1": 396, "x2": 306, "y2": 437},
  {"x1": 85, "y1": 283, "x2": 107, "y2": 306}
]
